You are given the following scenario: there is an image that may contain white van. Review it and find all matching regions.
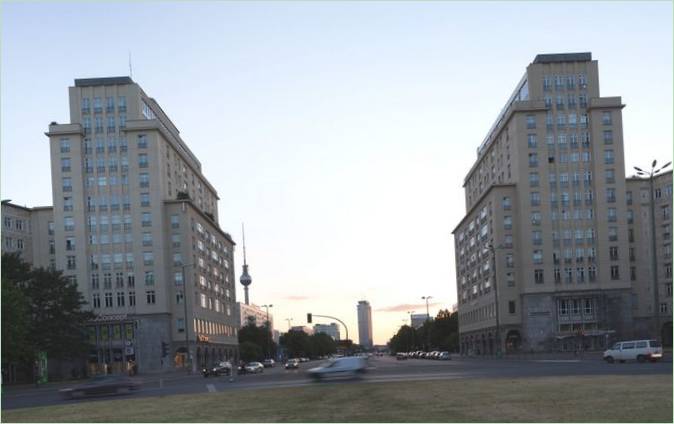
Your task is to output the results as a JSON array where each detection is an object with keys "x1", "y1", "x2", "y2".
[
  {"x1": 307, "y1": 356, "x2": 367, "y2": 380},
  {"x1": 603, "y1": 340, "x2": 663, "y2": 363}
]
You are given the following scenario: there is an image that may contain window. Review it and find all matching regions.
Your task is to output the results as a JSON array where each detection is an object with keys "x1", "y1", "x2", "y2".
[
  {"x1": 603, "y1": 130, "x2": 613, "y2": 144},
  {"x1": 608, "y1": 227, "x2": 618, "y2": 242},
  {"x1": 63, "y1": 177, "x2": 72, "y2": 192},
  {"x1": 529, "y1": 172, "x2": 539, "y2": 187},
  {"x1": 660, "y1": 303, "x2": 668, "y2": 314},
  {"x1": 504, "y1": 235, "x2": 513, "y2": 249},
  {"x1": 610, "y1": 246, "x2": 619, "y2": 261},
  {"x1": 143, "y1": 252, "x2": 154, "y2": 266},
  {"x1": 59, "y1": 138, "x2": 71, "y2": 153},
  {"x1": 104, "y1": 292, "x2": 113, "y2": 307},
  {"x1": 530, "y1": 192, "x2": 540, "y2": 206},
  {"x1": 176, "y1": 291, "x2": 184, "y2": 304},
  {"x1": 630, "y1": 266, "x2": 637, "y2": 281},
  {"x1": 142, "y1": 232, "x2": 152, "y2": 247},
  {"x1": 564, "y1": 267, "x2": 573, "y2": 283},
  {"x1": 64, "y1": 216, "x2": 74, "y2": 231},
  {"x1": 589, "y1": 266, "x2": 597, "y2": 282},
  {"x1": 66, "y1": 237, "x2": 76, "y2": 251},
  {"x1": 200, "y1": 293, "x2": 207, "y2": 308},
  {"x1": 608, "y1": 208, "x2": 617, "y2": 222},
  {"x1": 142, "y1": 212, "x2": 151, "y2": 227},
  {"x1": 532, "y1": 231, "x2": 542, "y2": 245},
  {"x1": 140, "y1": 193, "x2": 150, "y2": 207},
  {"x1": 531, "y1": 211, "x2": 541, "y2": 225},
  {"x1": 508, "y1": 301, "x2": 516, "y2": 314},
  {"x1": 146, "y1": 290, "x2": 156, "y2": 304},
  {"x1": 138, "y1": 134, "x2": 148, "y2": 149},
  {"x1": 504, "y1": 216, "x2": 512, "y2": 230},
  {"x1": 92, "y1": 293, "x2": 101, "y2": 308},
  {"x1": 526, "y1": 115, "x2": 536, "y2": 129},
  {"x1": 604, "y1": 149, "x2": 614, "y2": 165},
  {"x1": 129, "y1": 291, "x2": 136, "y2": 306},
  {"x1": 139, "y1": 173, "x2": 150, "y2": 188},
  {"x1": 173, "y1": 253, "x2": 183, "y2": 266},
  {"x1": 527, "y1": 134, "x2": 537, "y2": 148},
  {"x1": 610, "y1": 265, "x2": 620, "y2": 280},
  {"x1": 177, "y1": 318, "x2": 185, "y2": 332},
  {"x1": 576, "y1": 267, "x2": 585, "y2": 283},
  {"x1": 528, "y1": 153, "x2": 538, "y2": 167},
  {"x1": 602, "y1": 111, "x2": 612, "y2": 125},
  {"x1": 533, "y1": 250, "x2": 543, "y2": 264},
  {"x1": 666, "y1": 264, "x2": 672, "y2": 280},
  {"x1": 606, "y1": 188, "x2": 616, "y2": 203},
  {"x1": 117, "y1": 292, "x2": 125, "y2": 307},
  {"x1": 171, "y1": 214, "x2": 180, "y2": 228},
  {"x1": 534, "y1": 269, "x2": 544, "y2": 284},
  {"x1": 139, "y1": 154, "x2": 149, "y2": 168}
]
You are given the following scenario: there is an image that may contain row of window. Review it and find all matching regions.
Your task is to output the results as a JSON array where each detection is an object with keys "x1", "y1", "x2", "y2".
[
  {"x1": 3, "y1": 237, "x2": 25, "y2": 250},
  {"x1": 82, "y1": 115, "x2": 126, "y2": 134},
  {"x1": 542, "y1": 74, "x2": 588, "y2": 91},
  {"x1": 3, "y1": 216, "x2": 27, "y2": 232},
  {"x1": 81, "y1": 96, "x2": 127, "y2": 113}
]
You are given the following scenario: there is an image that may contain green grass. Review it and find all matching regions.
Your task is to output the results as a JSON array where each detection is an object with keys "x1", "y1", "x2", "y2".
[{"x1": 3, "y1": 375, "x2": 672, "y2": 422}]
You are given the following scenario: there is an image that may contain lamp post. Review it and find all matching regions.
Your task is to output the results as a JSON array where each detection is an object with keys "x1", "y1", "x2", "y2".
[
  {"x1": 421, "y1": 296, "x2": 433, "y2": 321},
  {"x1": 486, "y1": 244, "x2": 502, "y2": 357},
  {"x1": 634, "y1": 160, "x2": 671, "y2": 342},
  {"x1": 180, "y1": 263, "x2": 196, "y2": 372},
  {"x1": 262, "y1": 304, "x2": 273, "y2": 359}
]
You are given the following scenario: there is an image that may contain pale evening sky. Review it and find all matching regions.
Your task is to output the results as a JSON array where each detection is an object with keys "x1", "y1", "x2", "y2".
[{"x1": 1, "y1": 1, "x2": 672, "y2": 344}]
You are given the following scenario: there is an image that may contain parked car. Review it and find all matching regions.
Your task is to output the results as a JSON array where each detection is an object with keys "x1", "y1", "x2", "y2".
[
  {"x1": 202, "y1": 361, "x2": 232, "y2": 377},
  {"x1": 262, "y1": 359, "x2": 275, "y2": 368},
  {"x1": 396, "y1": 353, "x2": 408, "y2": 360},
  {"x1": 603, "y1": 340, "x2": 663, "y2": 363},
  {"x1": 285, "y1": 359, "x2": 300, "y2": 369},
  {"x1": 59, "y1": 375, "x2": 141, "y2": 399},
  {"x1": 307, "y1": 357, "x2": 367, "y2": 381},
  {"x1": 244, "y1": 362, "x2": 265, "y2": 373},
  {"x1": 438, "y1": 351, "x2": 451, "y2": 360},
  {"x1": 299, "y1": 357, "x2": 310, "y2": 363}
]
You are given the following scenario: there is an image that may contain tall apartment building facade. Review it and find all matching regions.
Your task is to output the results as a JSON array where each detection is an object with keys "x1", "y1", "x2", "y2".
[
  {"x1": 453, "y1": 53, "x2": 635, "y2": 354},
  {"x1": 45, "y1": 77, "x2": 239, "y2": 374},
  {"x1": 2, "y1": 200, "x2": 55, "y2": 269},
  {"x1": 626, "y1": 171, "x2": 673, "y2": 345},
  {"x1": 236, "y1": 302, "x2": 275, "y2": 330},
  {"x1": 357, "y1": 300, "x2": 373, "y2": 348}
]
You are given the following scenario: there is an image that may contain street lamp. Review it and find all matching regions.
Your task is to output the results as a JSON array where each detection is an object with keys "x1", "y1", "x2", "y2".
[
  {"x1": 421, "y1": 296, "x2": 433, "y2": 321},
  {"x1": 486, "y1": 244, "x2": 502, "y2": 357},
  {"x1": 180, "y1": 263, "x2": 196, "y2": 372},
  {"x1": 634, "y1": 160, "x2": 671, "y2": 342},
  {"x1": 261, "y1": 304, "x2": 273, "y2": 359}
]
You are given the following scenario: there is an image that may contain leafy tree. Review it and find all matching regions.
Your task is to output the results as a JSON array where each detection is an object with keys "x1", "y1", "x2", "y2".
[
  {"x1": 238, "y1": 321, "x2": 276, "y2": 359},
  {"x1": 309, "y1": 333, "x2": 337, "y2": 357},
  {"x1": 238, "y1": 341, "x2": 263, "y2": 362},
  {"x1": 280, "y1": 330, "x2": 312, "y2": 357},
  {"x1": 1, "y1": 253, "x2": 94, "y2": 367},
  {"x1": 387, "y1": 309, "x2": 460, "y2": 353},
  {"x1": 388, "y1": 325, "x2": 417, "y2": 353}
]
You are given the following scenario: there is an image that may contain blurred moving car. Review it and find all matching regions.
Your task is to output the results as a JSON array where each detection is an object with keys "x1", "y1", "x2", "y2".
[
  {"x1": 307, "y1": 357, "x2": 367, "y2": 380},
  {"x1": 244, "y1": 362, "x2": 265, "y2": 373},
  {"x1": 59, "y1": 375, "x2": 141, "y2": 399},
  {"x1": 285, "y1": 359, "x2": 300, "y2": 369},
  {"x1": 603, "y1": 340, "x2": 663, "y2": 363},
  {"x1": 202, "y1": 361, "x2": 232, "y2": 377},
  {"x1": 262, "y1": 359, "x2": 275, "y2": 368},
  {"x1": 438, "y1": 351, "x2": 451, "y2": 360},
  {"x1": 299, "y1": 357, "x2": 310, "y2": 363}
]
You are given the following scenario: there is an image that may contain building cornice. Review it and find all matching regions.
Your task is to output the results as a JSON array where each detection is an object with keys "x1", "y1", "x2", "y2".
[
  {"x1": 451, "y1": 183, "x2": 516, "y2": 234},
  {"x1": 164, "y1": 199, "x2": 235, "y2": 245}
]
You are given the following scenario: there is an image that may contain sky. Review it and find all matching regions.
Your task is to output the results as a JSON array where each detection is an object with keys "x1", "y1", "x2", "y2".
[{"x1": 2, "y1": 1, "x2": 672, "y2": 345}]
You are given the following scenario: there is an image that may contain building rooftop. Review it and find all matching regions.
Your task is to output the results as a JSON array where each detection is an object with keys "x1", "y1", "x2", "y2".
[
  {"x1": 533, "y1": 52, "x2": 592, "y2": 64},
  {"x1": 74, "y1": 76, "x2": 134, "y2": 87}
]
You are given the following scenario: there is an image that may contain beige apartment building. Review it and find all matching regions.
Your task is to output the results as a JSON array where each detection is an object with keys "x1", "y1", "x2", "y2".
[
  {"x1": 626, "y1": 171, "x2": 673, "y2": 345},
  {"x1": 2, "y1": 201, "x2": 55, "y2": 269},
  {"x1": 453, "y1": 53, "x2": 638, "y2": 354},
  {"x1": 45, "y1": 77, "x2": 239, "y2": 374}
]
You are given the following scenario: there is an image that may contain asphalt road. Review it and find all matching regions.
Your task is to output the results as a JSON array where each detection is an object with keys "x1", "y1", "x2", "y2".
[{"x1": 2, "y1": 355, "x2": 671, "y2": 410}]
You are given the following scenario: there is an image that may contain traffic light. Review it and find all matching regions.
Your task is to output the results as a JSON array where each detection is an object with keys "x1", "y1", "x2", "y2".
[
  {"x1": 161, "y1": 342, "x2": 169, "y2": 357},
  {"x1": 307, "y1": 313, "x2": 312, "y2": 323}
]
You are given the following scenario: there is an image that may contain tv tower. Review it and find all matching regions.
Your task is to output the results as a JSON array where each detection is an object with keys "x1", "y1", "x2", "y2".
[{"x1": 239, "y1": 223, "x2": 252, "y2": 305}]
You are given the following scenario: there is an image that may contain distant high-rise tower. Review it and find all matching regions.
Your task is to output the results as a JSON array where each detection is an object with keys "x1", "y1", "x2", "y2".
[
  {"x1": 239, "y1": 223, "x2": 252, "y2": 305},
  {"x1": 357, "y1": 300, "x2": 373, "y2": 349}
]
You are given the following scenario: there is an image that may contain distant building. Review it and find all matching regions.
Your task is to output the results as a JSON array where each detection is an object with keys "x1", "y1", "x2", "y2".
[
  {"x1": 313, "y1": 323, "x2": 340, "y2": 340},
  {"x1": 236, "y1": 302, "x2": 274, "y2": 330},
  {"x1": 289, "y1": 325, "x2": 314, "y2": 335},
  {"x1": 357, "y1": 300, "x2": 373, "y2": 348},
  {"x1": 1, "y1": 200, "x2": 54, "y2": 269},
  {"x1": 410, "y1": 313, "x2": 430, "y2": 329}
]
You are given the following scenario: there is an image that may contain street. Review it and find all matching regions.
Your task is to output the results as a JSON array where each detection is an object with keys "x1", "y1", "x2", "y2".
[{"x1": 3, "y1": 355, "x2": 671, "y2": 411}]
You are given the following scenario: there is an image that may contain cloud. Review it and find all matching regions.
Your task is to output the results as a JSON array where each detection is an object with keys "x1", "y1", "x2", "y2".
[
  {"x1": 283, "y1": 295, "x2": 310, "y2": 301},
  {"x1": 376, "y1": 302, "x2": 442, "y2": 313}
]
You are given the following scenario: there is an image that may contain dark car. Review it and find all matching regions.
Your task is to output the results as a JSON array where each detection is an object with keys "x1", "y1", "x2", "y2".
[
  {"x1": 59, "y1": 375, "x2": 141, "y2": 399},
  {"x1": 203, "y1": 361, "x2": 232, "y2": 377}
]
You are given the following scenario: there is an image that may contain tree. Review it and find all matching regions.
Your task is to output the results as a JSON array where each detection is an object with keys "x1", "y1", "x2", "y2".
[
  {"x1": 387, "y1": 325, "x2": 417, "y2": 353},
  {"x1": 280, "y1": 330, "x2": 312, "y2": 358},
  {"x1": 1, "y1": 254, "x2": 94, "y2": 367},
  {"x1": 238, "y1": 341, "x2": 263, "y2": 362},
  {"x1": 238, "y1": 321, "x2": 276, "y2": 359},
  {"x1": 309, "y1": 333, "x2": 337, "y2": 357}
]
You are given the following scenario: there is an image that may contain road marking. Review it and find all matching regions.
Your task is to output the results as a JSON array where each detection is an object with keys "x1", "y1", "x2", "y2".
[
  {"x1": 532, "y1": 360, "x2": 581, "y2": 363},
  {"x1": 206, "y1": 384, "x2": 216, "y2": 392}
]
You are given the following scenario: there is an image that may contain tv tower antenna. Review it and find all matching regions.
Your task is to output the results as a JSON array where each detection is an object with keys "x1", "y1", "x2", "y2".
[{"x1": 239, "y1": 223, "x2": 252, "y2": 305}]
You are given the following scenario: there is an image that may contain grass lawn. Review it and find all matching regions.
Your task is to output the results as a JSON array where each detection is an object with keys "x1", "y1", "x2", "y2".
[{"x1": 3, "y1": 375, "x2": 672, "y2": 422}]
